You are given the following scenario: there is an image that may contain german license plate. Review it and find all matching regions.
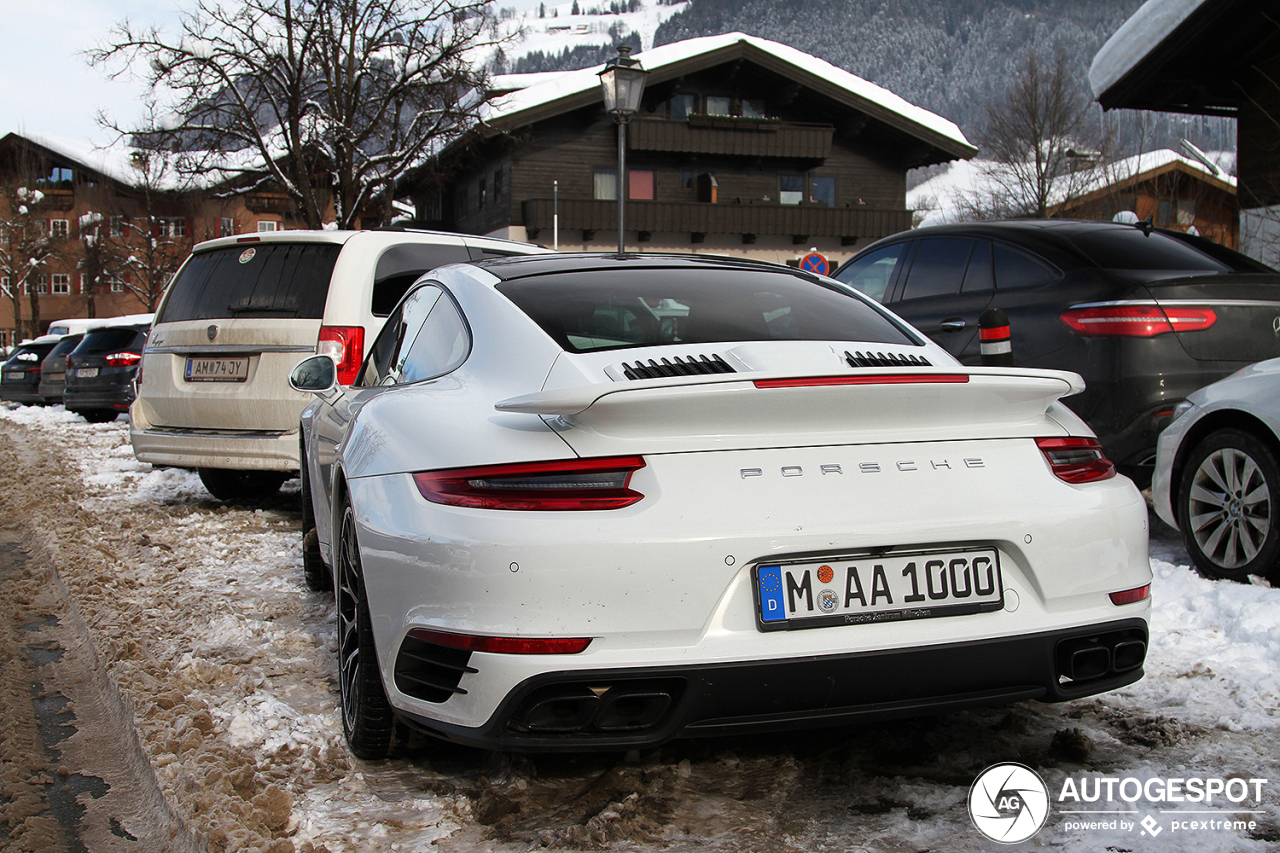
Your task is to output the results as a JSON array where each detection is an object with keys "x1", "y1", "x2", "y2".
[
  {"x1": 74, "y1": 367, "x2": 99, "y2": 378},
  {"x1": 185, "y1": 356, "x2": 249, "y2": 382},
  {"x1": 755, "y1": 548, "x2": 1003, "y2": 631}
]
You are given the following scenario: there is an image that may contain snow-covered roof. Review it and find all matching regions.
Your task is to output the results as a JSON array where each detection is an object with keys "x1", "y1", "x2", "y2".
[
  {"x1": 489, "y1": 72, "x2": 568, "y2": 94},
  {"x1": 1089, "y1": 0, "x2": 1208, "y2": 99},
  {"x1": 482, "y1": 32, "x2": 974, "y2": 156},
  {"x1": 18, "y1": 132, "x2": 183, "y2": 191},
  {"x1": 908, "y1": 148, "x2": 1235, "y2": 226}
]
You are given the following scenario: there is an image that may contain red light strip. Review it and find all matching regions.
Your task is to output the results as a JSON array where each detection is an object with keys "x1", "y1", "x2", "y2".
[
  {"x1": 407, "y1": 628, "x2": 591, "y2": 654},
  {"x1": 754, "y1": 374, "x2": 970, "y2": 389},
  {"x1": 1109, "y1": 585, "x2": 1150, "y2": 606}
]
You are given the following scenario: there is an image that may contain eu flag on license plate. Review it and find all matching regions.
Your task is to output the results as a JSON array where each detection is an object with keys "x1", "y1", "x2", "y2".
[{"x1": 757, "y1": 565, "x2": 785, "y2": 622}]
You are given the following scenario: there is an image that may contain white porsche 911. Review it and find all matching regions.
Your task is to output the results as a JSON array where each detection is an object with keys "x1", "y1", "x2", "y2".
[{"x1": 290, "y1": 253, "x2": 1152, "y2": 758}]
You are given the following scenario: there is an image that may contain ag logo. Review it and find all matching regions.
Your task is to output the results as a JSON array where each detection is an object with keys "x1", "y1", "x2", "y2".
[{"x1": 968, "y1": 763, "x2": 1050, "y2": 843}]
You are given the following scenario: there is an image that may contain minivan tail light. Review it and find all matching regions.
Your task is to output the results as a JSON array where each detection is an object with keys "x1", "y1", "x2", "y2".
[
  {"x1": 1036, "y1": 437, "x2": 1116, "y2": 483},
  {"x1": 105, "y1": 352, "x2": 142, "y2": 368},
  {"x1": 1059, "y1": 304, "x2": 1216, "y2": 337},
  {"x1": 413, "y1": 456, "x2": 646, "y2": 510},
  {"x1": 317, "y1": 326, "x2": 364, "y2": 385}
]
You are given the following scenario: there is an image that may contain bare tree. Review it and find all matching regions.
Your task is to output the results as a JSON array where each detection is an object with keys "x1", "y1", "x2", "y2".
[
  {"x1": 0, "y1": 183, "x2": 59, "y2": 340},
  {"x1": 970, "y1": 50, "x2": 1096, "y2": 219},
  {"x1": 92, "y1": 0, "x2": 505, "y2": 230}
]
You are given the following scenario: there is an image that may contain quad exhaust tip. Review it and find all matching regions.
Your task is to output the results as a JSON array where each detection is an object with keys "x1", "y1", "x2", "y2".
[
  {"x1": 1056, "y1": 630, "x2": 1147, "y2": 684},
  {"x1": 512, "y1": 680, "x2": 683, "y2": 734}
]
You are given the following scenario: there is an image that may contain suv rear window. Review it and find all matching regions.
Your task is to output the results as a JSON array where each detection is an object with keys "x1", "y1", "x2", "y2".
[
  {"x1": 1069, "y1": 229, "x2": 1232, "y2": 272},
  {"x1": 77, "y1": 327, "x2": 144, "y2": 354},
  {"x1": 496, "y1": 267, "x2": 916, "y2": 353},
  {"x1": 157, "y1": 243, "x2": 342, "y2": 323}
]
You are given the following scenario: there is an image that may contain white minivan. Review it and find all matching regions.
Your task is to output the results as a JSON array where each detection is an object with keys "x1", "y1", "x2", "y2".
[{"x1": 131, "y1": 228, "x2": 551, "y2": 500}]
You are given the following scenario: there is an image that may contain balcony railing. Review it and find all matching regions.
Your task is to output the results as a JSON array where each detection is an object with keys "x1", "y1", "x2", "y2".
[
  {"x1": 521, "y1": 198, "x2": 910, "y2": 242},
  {"x1": 628, "y1": 117, "x2": 834, "y2": 160}
]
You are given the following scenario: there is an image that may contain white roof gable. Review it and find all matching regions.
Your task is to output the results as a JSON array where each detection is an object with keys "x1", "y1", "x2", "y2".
[{"x1": 483, "y1": 32, "x2": 972, "y2": 152}]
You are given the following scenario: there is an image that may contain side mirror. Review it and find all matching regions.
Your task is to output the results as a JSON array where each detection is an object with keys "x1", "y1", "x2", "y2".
[{"x1": 289, "y1": 355, "x2": 339, "y2": 396}]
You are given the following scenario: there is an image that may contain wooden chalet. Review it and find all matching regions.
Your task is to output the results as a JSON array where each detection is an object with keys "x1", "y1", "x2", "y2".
[{"x1": 411, "y1": 33, "x2": 977, "y2": 266}]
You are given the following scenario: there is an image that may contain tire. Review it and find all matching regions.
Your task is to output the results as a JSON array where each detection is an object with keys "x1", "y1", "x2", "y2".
[
  {"x1": 1178, "y1": 428, "x2": 1280, "y2": 583},
  {"x1": 78, "y1": 409, "x2": 120, "y2": 423},
  {"x1": 198, "y1": 467, "x2": 287, "y2": 502},
  {"x1": 299, "y1": 448, "x2": 331, "y2": 593},
  {"x1": 336, "y1": 500, "x2": 397, "y2": 759}
]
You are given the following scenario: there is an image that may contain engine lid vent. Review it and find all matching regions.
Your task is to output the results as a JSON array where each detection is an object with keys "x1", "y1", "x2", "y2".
[
  {"x1": 621, "y1": 354, "x2": 736, "y2": 380},
  {"x1": 845, "y1": 350, "x2": 932, "y2": 369}
]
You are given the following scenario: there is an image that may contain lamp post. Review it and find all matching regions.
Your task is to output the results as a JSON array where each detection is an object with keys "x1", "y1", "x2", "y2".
[{"x1": 597, "y1": 44, "x2": 648, "y2": 253}]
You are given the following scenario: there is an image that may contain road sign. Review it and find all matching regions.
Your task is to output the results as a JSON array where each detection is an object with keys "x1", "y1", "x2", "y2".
[{"x1": 799, "y1": 251, "x2": 829, "y2": 275}]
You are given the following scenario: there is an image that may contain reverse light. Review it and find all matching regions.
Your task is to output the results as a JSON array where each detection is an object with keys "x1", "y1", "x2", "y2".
[
  {"x1": 1109, "y1": 585, "x2": 1150, "y2": 606},
  {"x1": 1036, "y1": 437, "x2": 1116, "y2": 483},
  {"x1": 407, "y1": 628, "x2": 591, "y2": 654},
  {"x1": 754, "y1": 374, "x2": 969, "y2": 389},
  {"x1": 104, "y1": 352, "x2": 142, "y2": 368},
  {"x1": 413, "y1": 456, "x2": 646, "y2": 510},
  {"x1": 1059, "y1": 304, "x2": 1216, "y2": 337},
  {"x1": 317, "y1": 325, "x2": 365, "y2": 385}
]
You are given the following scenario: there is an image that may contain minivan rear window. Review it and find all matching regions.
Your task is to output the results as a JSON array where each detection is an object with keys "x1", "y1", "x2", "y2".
[{"x1": 157, "y1": 243, "x2": 342, "y2": 323}]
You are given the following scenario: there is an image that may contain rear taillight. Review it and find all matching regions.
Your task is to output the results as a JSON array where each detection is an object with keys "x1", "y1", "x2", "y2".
[
  {"x1": 1036, "y1": 437, "x2": 1116, "y2": 483},
  {"x1": 407, "y1": 628, "x2": 591, "y2": 654},
  {"x1": 413, "y1": 456, "x2": 646, "y2": 510},
  {"x1": 317, "y1": 326, "x2": 365, "y2": 386},
  {"x1": 1059, "y1": 304, "x2": 1216, "y2": 337},
  {"x1": 105, "y1": 352, "x2": 141, "y2": 368},
  {"x1": 1109, "y1": 585, "x2": 1150, "y2": 606}
]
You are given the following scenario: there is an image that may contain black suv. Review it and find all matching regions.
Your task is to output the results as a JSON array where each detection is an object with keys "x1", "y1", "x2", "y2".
[
  {"x1": 832, "y1": 219, "x2": 1280, "y2": 486},
  {"x1": 64, "y1": 323, "x2": 150, "y2": 422}
]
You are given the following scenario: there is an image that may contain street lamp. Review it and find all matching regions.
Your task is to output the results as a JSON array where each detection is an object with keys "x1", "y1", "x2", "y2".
[{"x1": 598, "y1": 44, "x2": 648, "y2": 253}]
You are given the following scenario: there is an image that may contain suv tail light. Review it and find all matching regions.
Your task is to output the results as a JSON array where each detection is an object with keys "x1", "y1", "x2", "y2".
[
  {"x1": 413, "y1": 456, "x2": 647, "y2": 510},
  {"x1": 317, "y1": 326, "x2": 365, "y2": 386},
  {"x1": 105, "y1": 352, "x2": 142, "y2": 368},
  {"x1": 1036, "y1": 437, "x2": 1115, "y2": 483},
  {"x1": 1059, "y1": 304, "x2": 1216, "y2": 337}
]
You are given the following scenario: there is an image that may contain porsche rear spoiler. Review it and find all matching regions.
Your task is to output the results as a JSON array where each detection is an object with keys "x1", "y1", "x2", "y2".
[{"x1": 495, "y1": 368, "x2": 1087, "y2": 455}]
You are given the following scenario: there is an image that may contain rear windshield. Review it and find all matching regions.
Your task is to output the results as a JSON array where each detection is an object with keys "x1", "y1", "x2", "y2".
[
  {"x1": 496, "y1": 267, "x2": 917, "y2": 353},
  {"x1": 47, "y1": 335, "x2": 84, "y2": 357},
  {"x1": 76, "y1": 327, "x2": 144, "y2": 355},
  {"x1": 1069, "y1": 229, "x2": 1233, "y2": 272},
  {"x1": 5, "y1": 344, "x2": 55, "y2": 365},
  {"x1": 157, "y1": 243, "x2": 342, "y2": 323}
]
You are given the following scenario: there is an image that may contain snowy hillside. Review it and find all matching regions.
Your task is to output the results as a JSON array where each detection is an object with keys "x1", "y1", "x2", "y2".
[{"x1": 490, "y1": 0, "x2": 690, "y2": 73}]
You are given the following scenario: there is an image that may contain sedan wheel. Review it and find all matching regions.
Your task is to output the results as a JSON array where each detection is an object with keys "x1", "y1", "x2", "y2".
[
  {"x1": 336, "y1": 501, "x2": 396, "y2": 759},
  {"x1": 1179, "y1": 429, "x2": 1280, "y2": 582}
]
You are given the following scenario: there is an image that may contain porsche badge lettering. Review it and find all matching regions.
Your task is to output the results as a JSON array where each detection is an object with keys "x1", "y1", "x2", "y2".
[{"x1": 741, "y1": 458, "x2": 985, "y2": 479}]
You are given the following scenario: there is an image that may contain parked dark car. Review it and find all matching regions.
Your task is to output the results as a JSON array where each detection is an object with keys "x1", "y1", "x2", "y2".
[
  {"x1": 37, "y1": 333, "x2": 85, "y2": 404},
  {"x1": 1, "y1": 338, "x2": 60, "y2": 405},
  {"x1": 832, "y1": 219, "x2": 1280, "y2": 486},
  {"x1": 64, "y1": 323, "x2": 150, "y2": 422}
]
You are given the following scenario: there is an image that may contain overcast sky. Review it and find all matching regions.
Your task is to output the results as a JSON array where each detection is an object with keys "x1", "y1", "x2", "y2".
[
  {"x1": 4, "y1": 0, "x2": 560, "y2": 147},
  {"x1": 1, "y1": 0, "x2": 189, "y2": 145}
]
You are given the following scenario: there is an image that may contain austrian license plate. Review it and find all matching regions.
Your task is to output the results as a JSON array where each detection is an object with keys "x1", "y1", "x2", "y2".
[
  {"x1": 74, "y1": 367, "x2": 99, "y2": 378},
  {"x1": 755, "y1": 548, "x2": 1003, "y2": 631},
  {"x1": 185, "y1": 357, "x2": 249, "y2": 382}
]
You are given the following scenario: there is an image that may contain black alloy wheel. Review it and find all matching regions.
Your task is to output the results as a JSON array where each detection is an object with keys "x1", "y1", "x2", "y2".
[
  {"x1": 336, "y1": 500, "x2": 396, "y2": 759},
  {"x1": 299, "y1": 447, "x2": 331, "y2": 593},
  {"x1": 1179, "y1": 428, "x2": 1280, "y2": 583},
  {"x1": 197, "y1": 467, "x2": 288, "y2": 502}
]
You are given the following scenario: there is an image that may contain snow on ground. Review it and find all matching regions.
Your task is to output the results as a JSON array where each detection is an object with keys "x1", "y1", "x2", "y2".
[{"x1": 1, "y1": 402, "x2": 1279, "y2": 852}]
